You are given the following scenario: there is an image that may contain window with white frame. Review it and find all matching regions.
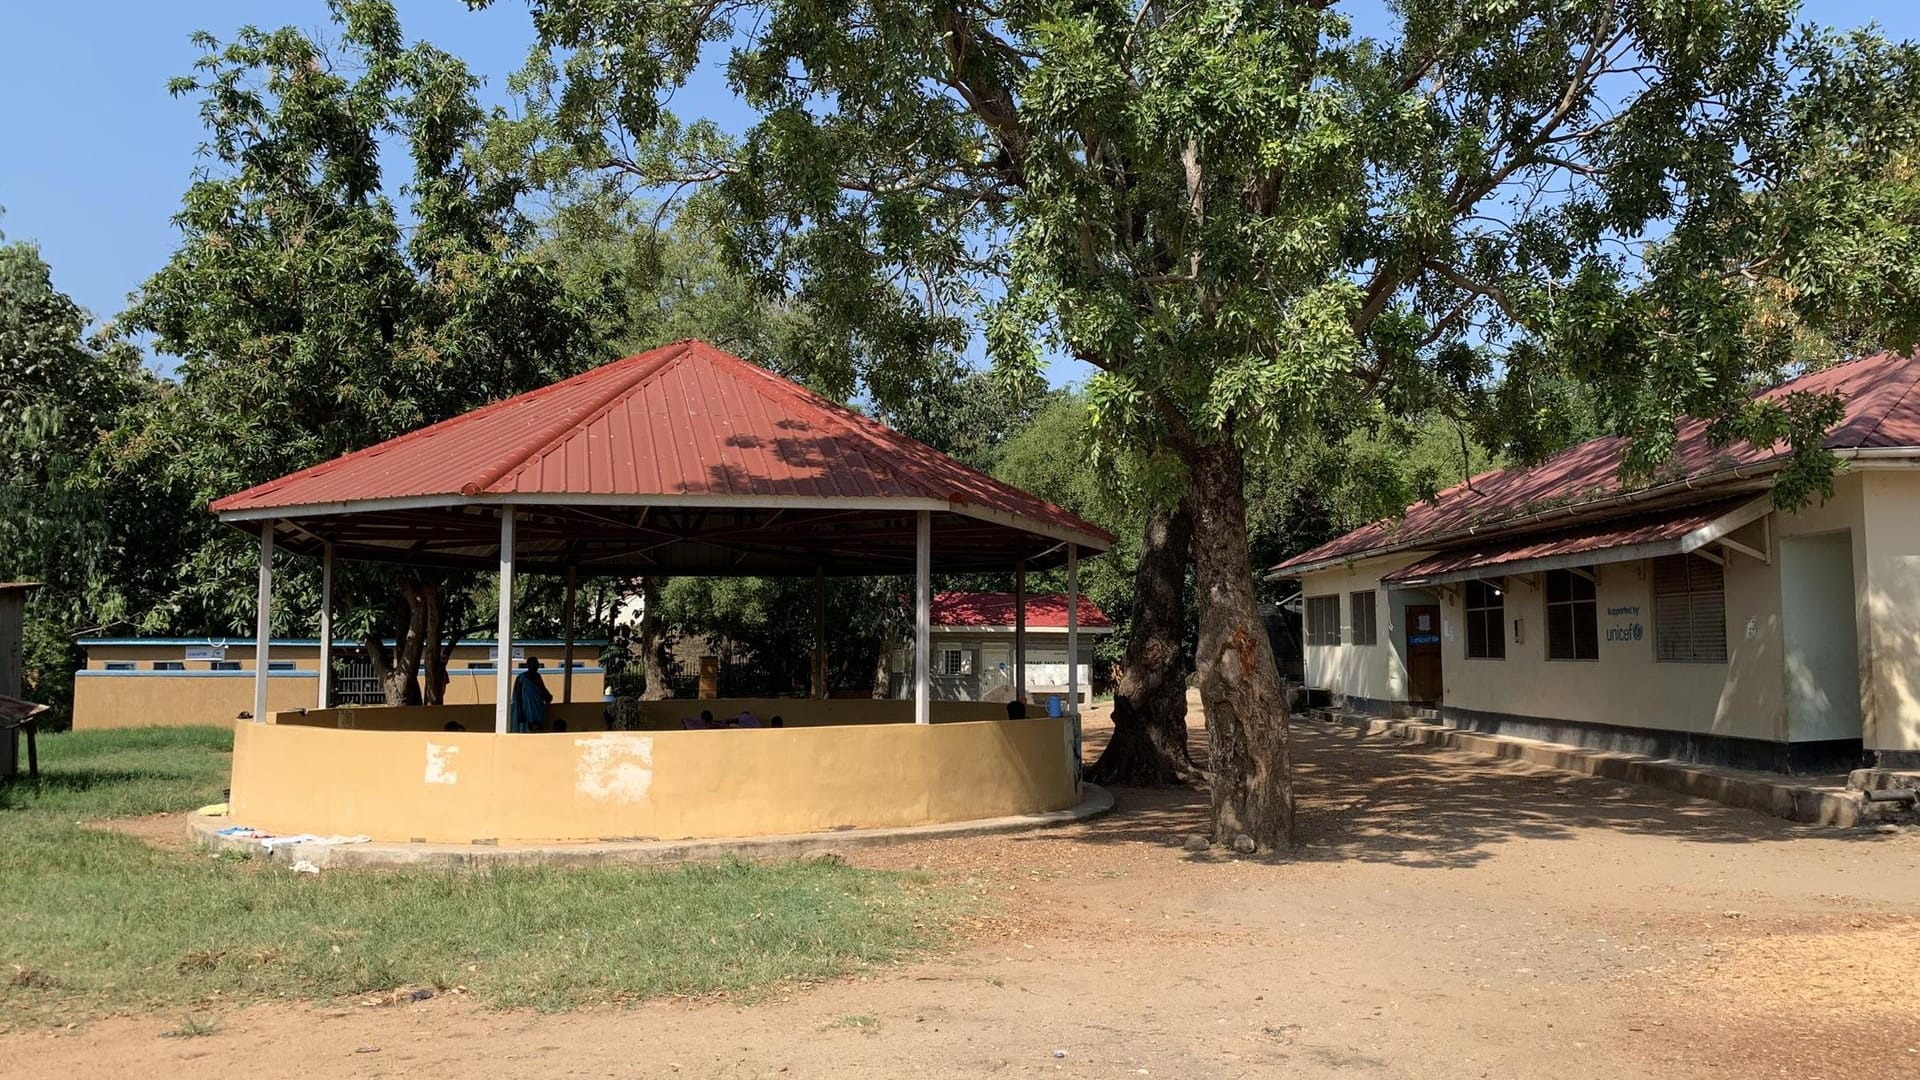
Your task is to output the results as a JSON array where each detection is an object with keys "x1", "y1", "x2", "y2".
[
  {"x1": 1348, "y1": 590, "x2": 1378, "y2": 646},
  {"x1": 1653, "y1": 553, "x2": 1727, "y2": 663},
  {"x1": 1465, "y1": 578, "x2": 1505, "y2": 659},
  {"x1": 210, "y1": 660, "x2": 241, "y2": 671},
  {"x1": 938, "y1": 647, "x2": 972, "y2": 676},
  {"x1": 268, "y1": 660, "x2": 297, "y2": 671},
  {"x1": 153, "y1": 661, "x2": 185, "y2": 671},
  {"x1": 1546, "y1": 568, "x2": 1599, "y2": 660},
  {"x1": 1304, "y1": 595, "x2": 1341, "y2": 646},
  {"x1": 103, "y1": 661, "x2": 136, "y2": 672}
]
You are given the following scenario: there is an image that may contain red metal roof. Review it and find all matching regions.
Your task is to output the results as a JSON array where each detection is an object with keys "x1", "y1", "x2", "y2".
[
  {"x1": 929, "y1": 591, "x2": 1114, "y2": 629},
  {"x1": 1275, "y1": 351, "x2": 1920, "y2": 574},
  {"x1": 1380, "y1": 498, "x2": 1758, "y2": 583},
  {"x1": 211, "y1": 341, "x2": 1111, "y2": 550}
]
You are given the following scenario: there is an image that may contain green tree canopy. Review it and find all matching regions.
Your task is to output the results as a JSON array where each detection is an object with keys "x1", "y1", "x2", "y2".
[
  {"x1": 499, "y1": 0, "x2": 1920, "y2": 846},
  {"x1": 0, "y1": 238, "x2": 163, "y2": 724},
  {"x1": 114, "y1": 0, "x2": 602, "y2": 703}
]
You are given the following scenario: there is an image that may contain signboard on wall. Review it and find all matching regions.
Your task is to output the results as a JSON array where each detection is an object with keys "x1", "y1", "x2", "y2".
[{"x1": 185, "y1": 645, "x2": 227, "y2": 661}]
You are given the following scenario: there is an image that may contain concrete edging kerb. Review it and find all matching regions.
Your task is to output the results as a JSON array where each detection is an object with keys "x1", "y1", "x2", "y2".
[{"x1": 188, "y1": 783, "x2": 1116, "y2": 869}]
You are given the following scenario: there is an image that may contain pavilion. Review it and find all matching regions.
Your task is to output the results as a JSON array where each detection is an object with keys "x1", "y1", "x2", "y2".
[{"x1": 208, "y1": 340, "x2": 1113, "y2": 843}]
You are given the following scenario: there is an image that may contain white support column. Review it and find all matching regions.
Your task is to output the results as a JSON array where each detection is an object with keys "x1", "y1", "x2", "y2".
[
  {"x1": 1014, "y1": 560, "x2": 1027, "y2": 710},
  {"x1": 562, "y1": 565, "x2": 577, "y2": 705},
  {"x1": 914, "y1": 510, "x2": 931, "y2": 726},
  {"x1": 1066, "y1": 544, "x2": 1080, "y2": 714},
  {"x1": 495, "y1": 510, "x2": 516, "y2": 734},
  {"x1": 252, "y1": 523, "x2": 274, "y2": 724},
  {"x1": 317, "y1": 542, "x2": 334, "y2": 709},
  {"x1": 1066, "y1": 542, "x2": 1081, "y2": 790}
]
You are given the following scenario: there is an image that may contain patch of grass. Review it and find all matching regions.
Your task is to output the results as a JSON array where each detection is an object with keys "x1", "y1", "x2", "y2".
[
  {"x1": 166, "y1": 1014, "x2": 220, "y2": 1039},
  {"x1": 826, "y1": 1013, "x2": 880, "y2": 1031},
  {"x1": 0, "y1": 727, "x2": 972, "y2": 1026}
]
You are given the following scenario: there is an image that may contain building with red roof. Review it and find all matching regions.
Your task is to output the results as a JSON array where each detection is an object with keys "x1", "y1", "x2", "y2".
[
  {"x1": 197, "y1": 341, "x2": 1111, "y2": 847},
  {"x1": 1269, "y1": 351, "x2": 1920, "y2": 774},
  {"x1": 887, "y1": 592, "x2": 1114, "y2": 706}
]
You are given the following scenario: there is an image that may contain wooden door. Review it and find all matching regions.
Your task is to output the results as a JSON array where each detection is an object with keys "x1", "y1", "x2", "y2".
[{"x1": 1405, "y1": 604, "x2": 1443, "y2": 704}]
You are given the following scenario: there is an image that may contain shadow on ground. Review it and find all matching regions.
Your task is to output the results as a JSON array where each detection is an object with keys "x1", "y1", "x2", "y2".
[{"x1": 1068, "y1": 714, "x2": 1876, "y2": 870}]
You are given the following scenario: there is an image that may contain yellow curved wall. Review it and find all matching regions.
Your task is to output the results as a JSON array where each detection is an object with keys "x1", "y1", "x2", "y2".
[
  {"x1": 228, "y1": 716, "x2": 1077, "y2": 843},
  {"x1": 277, "y1": 698, "x2": 1006, "y2": 732}
]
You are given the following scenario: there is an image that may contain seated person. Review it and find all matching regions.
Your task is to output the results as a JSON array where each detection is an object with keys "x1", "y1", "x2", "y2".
[
  {"x1": 769, "y1": 715, "x2": 785, "y2": 728},
  {"x1": 736, "y1": 710, "x2": 759, "y2": 728},
  {"x1": 443, "y1": 720, "x2": 467, "y2": 732},
  {"x1": 1005, "y1": 696, "x2": 1028, "y2": 720},
  {"x1": 699, "y1": 708, "x2": 717, "y2": 728}
]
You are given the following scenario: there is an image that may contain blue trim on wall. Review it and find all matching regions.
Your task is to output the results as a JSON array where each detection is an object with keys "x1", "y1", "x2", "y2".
[
  {"x1": 443, "y1": 668, "x2": 606, "y2": 676},
  {"x1": 76, "y1": 667, "x2": 605, "y2": 678},
  {"x1": 76, "y1": 669, "x2": 319, "y2": 678},
  {"x1": 78, "y1": 637, "x2": 608, "y2": 648}
]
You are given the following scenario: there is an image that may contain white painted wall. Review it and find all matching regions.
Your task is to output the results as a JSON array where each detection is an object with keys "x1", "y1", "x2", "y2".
[
  {"x1": 1431, "y1": 554, "x2": 1772, "y2": 738},
  {"x1": 1299, "y1": 552, "x2": 1430, "y2": 704},
  {"x1": 1780, "y1": 531, "x2": 1864, "y2": 743},
  {"x1": 1860, "y1": 469, "x2": 1920, "y2": 751},
  {"x1": 888, "y1": 634, "x2": 1098, "y2": 702},
  {"x1": 1295, "y1": 472, "x2": 1885, "y2": 746}
]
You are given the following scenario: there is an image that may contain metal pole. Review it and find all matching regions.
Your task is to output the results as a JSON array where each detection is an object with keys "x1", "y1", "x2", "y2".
[
  {"x1": 1066, "y1": 543, "x2": 1081, "y2": 790},
  {"x1": 814, "y1": 566, "x2": 827, "y2": 699},
  {"x1": 1066, "y1": 544, "x2": 1080, "y2": 714},
  {"x1": 914, "y1": 510, "x2": 931, "y2": 726},
  {"x1": 562, "y1": 564, "x2": 577, "y2": 705},
  {"x1": 1014, "y1": 560, "x2": 1027, "y2": 710},
  {"x1": 495, "y1": 510, "x2": 515, "y2": 734},
  {"x1": 252, "y1": 524, "x2": 274, "y2": 723},
  {"x1": 317, "y1": 542, "x2": 333, "y2": 709}
]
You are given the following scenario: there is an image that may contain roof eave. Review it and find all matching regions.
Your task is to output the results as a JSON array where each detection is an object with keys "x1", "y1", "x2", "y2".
[
  {"x1": 1265, "y1": 461, "x2": 1801, "y2": 581},
  {"x1": 217, "y1": 491, "x2": 1114, "y2": 557},
  {"x1": 1380, "y1": 495, "x2": 1772, "y2": 588}
]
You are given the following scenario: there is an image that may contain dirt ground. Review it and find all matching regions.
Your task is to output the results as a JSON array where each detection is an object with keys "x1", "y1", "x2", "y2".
[{"x1": 10, "y1": 699, "x2": 1920, "y2": 1079}]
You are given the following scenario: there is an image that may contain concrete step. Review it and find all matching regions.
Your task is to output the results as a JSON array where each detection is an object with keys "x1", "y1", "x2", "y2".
[{"x1": 1308, "y1": 708, "x2": 1866, "y2": 828}]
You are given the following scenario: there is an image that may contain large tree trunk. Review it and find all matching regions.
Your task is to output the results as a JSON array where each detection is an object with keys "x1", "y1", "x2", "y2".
[
  {"x1": 363, "y1": 574, "x2": 446, "y2": 707},
  {"x1": 418, "y1": 580, "x2": 451, "y2": 706},
  {"x1": 1183, "y1": 434, "x2": 1293, "y2": 849},
  {"x1": 637, "y1": 576, "x2": 672, "y2": 700},
  {"x1": 872, "y1": 636, "x2": 891, "y2": 699},
  {"x1": 1085, "y1": 496, "x2": 1202, "y2": 787}
]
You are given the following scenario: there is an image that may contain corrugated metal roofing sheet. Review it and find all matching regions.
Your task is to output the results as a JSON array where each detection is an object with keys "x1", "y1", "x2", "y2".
[
  {"x1": 1379, "y1": 498, "x2": 1755, "y2": 583},
  {"x1": 1274, "y1": 351, "x2": 1920, "y2": 574},
  {"x1": 210, "y1": 341, "x2": 1111, "y2": 548},
  {"x1": 929, "y1": 591, "x2": 1114, "y2": 629}
]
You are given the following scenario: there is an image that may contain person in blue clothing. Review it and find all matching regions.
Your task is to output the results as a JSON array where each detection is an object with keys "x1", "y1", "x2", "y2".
[{"x1": 510, "y1": 655, "x2": 552, "y2": 733}]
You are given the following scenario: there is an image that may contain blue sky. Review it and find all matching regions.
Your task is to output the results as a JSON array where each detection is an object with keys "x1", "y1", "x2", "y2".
[{"x1": 2, "y1": 1, "x2": 1916, "y2": 381}]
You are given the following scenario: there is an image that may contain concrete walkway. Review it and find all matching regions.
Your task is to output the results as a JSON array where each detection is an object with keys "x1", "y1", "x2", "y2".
[
  {"x1": 1308, "y1": 708, "x2": 1870, "y2": 826},
  {"x1": 187, "y1": 783, "x2": 1115, "y2": 869}
]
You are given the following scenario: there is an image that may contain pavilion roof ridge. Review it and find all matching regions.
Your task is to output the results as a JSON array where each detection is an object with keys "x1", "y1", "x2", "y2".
[
  {"x1": 689, "y1": 341, "x2": 953, "y2": 503},
  {"x1": 208, "y1": 343, "x2": 696, "y2": 512},
  {"x1": 473, "y1": 343, "x2": 695, "y2": 495}
]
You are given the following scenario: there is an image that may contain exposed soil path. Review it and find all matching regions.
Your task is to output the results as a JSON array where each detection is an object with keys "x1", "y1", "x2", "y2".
[{"x1": 10, "y1": 699, "x2": 1918, "y2": 1078}]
